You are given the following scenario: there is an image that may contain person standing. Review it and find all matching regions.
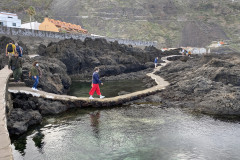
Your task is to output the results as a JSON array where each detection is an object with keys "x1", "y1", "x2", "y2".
[
  {"x1": 8, "y1": 52, "x2": 22, "y2": 82},
  {"x1": 154, "y1": 57, "x2": 158, "y2": 68},
  {"x1": 89, "y1": 67, "x2": 105, "y2": 99},
  {"x1": 15, "y1": 43, "x2": 23, "y2": 57},
  {"x1": 180, "y1": 48, "x2": 185, "y2": 55},
  {"x1": 188, "y1": 50, "x2": 192, "y2": 57},
  {"x1": 6, "y1": 41, "x2": 16, "y2": 60},
  {"x1": 29, "y1": 61, "x2": 41, "y2": 91}
]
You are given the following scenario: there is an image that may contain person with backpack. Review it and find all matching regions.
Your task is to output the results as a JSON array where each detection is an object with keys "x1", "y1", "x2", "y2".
[
  {"x1": 6, "y1": 41, "x2": 16, "y2": 60},
  {"x1": 89, "y1": 67, "x2": 105, "y2": 99},
  {"x1": 154, "y1": 57, "x2": 158, "y2": 68},
  {"x1": 29, "y1": 61, "x2": 42, "y2": 91},
  {"x1": 8, "y1": 52, "x2": 23, "y2": 82},
  {"x1": 15, "y1": 43, "x2": 23, "y2": 57}
]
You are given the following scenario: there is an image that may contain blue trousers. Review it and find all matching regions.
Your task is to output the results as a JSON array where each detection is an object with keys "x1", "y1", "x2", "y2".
[{"x1": 32, "y1": 76, "x2": 39, "y2": 88}]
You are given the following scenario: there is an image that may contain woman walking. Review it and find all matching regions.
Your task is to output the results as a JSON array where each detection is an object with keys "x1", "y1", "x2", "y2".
[
  {"x1": 29, "y1": 61, "x2": 41, "y2": 91},
  {"x1": 89, "y1": 67, "x2": 105, "y2": 99}
]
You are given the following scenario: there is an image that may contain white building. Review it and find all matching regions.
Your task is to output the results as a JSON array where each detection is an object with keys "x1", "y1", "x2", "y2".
[
  {"x1": 0, "y1": 12, "x2": 21, "y2": 28},
  {"x1": 21, "y1": 21, "x2": 40, "y2": 30}
]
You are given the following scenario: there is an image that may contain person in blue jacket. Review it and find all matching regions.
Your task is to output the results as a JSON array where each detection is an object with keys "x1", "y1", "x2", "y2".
[
  {"x1": 89, "y1": 67, "x2": 105, "y2": 99},
  {"x1": 154, "y1": 57, "x2": 158, "y2": 68}
]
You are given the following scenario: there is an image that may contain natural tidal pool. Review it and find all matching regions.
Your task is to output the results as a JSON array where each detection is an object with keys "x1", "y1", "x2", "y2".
[
  {"x1": 11, "y1": 106, "x2": 240, "y2": 160},
  {"x1": 68, "y1": 80, "x2": 148, "y2": 98}
]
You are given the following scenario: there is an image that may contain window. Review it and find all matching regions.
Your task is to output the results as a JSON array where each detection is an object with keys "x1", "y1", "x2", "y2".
[
  {"x1": 12, "y1": 23, "x2": 16, "y2": 26},
  {"x1": 0, "y1": 22, "x2": 3, "y2": 26},
  {"x1": 8, "y1": 16, "x2": 13, "y2": 18}
]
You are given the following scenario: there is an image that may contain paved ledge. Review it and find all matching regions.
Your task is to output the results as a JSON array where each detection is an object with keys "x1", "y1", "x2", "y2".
[{"x1": 0, "y1": 66, "x2": 13, "y2": 160}]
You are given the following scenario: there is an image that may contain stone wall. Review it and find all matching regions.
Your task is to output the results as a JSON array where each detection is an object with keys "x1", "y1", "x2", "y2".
[
  {"x1": 0, "y1": 66, "x2": 13, "y2": 160},
  {"x1": 0, "y1": 26, "x2": 157, "y2": 47}
]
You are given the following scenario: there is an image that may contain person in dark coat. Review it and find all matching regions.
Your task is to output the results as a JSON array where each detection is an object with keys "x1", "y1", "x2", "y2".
[
  {"x1": 8, "y1": 52, "x2": 22, "y2": 82},
  {"x1": 89, "y1": 67, "x2": 105, "y2": 99}
]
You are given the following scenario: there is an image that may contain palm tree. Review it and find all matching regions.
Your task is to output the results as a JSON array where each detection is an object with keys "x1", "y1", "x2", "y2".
[{"x1": 26, "y1": 6, "x2": 36, "y2": 29}]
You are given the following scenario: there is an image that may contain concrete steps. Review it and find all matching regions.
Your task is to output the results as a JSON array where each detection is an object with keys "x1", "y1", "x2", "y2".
[
  {"x1": 8, "y1": 81, "x2": 26, "y2": 87},
  {"x1": 8, "y1": 69, "x2": 28, "y2": 87}
]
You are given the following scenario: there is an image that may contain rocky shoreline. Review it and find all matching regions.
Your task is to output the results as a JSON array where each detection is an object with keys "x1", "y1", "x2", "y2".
[
  {"x1": 129, "y1": 53, "x2": 240, "y2": 118},
  {"x1": 1, "y1": 36, "x2": 175, "y2": 95},
  {"x1": 4, "y1": 35, "x2": 240, "y2": 136},
  {"x1": 7, "y1": 71, "x2": 159, "y2": 136},
  {"x1": 2, "y1": 36, "x2": 173, "y2": 136}
]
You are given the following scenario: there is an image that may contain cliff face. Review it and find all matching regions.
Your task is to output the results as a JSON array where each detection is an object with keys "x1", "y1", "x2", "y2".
[{"x1": 0, "y1": 0, "x2": 240, "y2": 48}]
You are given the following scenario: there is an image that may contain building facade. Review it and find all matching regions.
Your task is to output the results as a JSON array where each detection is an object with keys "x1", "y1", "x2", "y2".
[
  {"x1": 0, "y1": 12, "x2": 21, "y2": 28},
  {"x1": 21, "y1": 21, "x2": 40, "y2": 30}
]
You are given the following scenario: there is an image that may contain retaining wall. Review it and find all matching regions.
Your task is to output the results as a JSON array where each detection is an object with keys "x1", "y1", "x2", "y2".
[
  {"x1": 0, "y1": 66, "x2": 13, "y2": 160},
  {"x1": 0, "y1": 26, "x2": 157, "y2": 47}
]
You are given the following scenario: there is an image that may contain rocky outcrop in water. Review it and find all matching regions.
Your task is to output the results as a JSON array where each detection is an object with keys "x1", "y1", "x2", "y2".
[
  {"x1": 38, "y1": 38, "x2": 177, "y2": 79},
  {"x1": 6, "y1": 36, "x2": 182, "y2": 136},
  {"x1": 7, "y1": 108, "x2": 42, "y2": 136},
  {"x1": 1, "y1": 36, "x2": 179, "y2": 94},
  {"x1": 153, "y1": 53, "x2": 240, "y2": 116},
  {"x1": 8, "y1": 93, "x2": 72, "y2": 135},
  {"x1": 34, "y1": 37, "x2": 175, "y2": 93}
]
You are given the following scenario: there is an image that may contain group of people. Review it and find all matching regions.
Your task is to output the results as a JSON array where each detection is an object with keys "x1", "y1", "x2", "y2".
[
  {"x1": 6, "y1": 41, "x2": 41, "y2": 91},
  {"x1": 180, "y1": 48, "x2": 192, "y2": 57},
  {"x1": 6, "y1": 40, "x2": 104, "y2": 98},
  {"x1": 5, "y1": 40, "x2": 167, "y2": 100}
]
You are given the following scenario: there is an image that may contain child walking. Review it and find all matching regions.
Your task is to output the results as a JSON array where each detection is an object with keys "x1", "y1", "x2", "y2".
[{"x1": 89, "y1": 67, "x2": 105, "y2": 99}]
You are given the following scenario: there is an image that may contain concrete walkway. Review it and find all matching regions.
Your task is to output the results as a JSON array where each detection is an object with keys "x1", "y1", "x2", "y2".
[
  {"x1": 8, "y1": 56, "x2": 178, "y2": 107},
  {"x1": 0, "y1": 66, "x2": 13, "y2": 160}
]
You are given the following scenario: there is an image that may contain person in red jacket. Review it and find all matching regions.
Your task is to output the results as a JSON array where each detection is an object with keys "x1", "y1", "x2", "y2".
[{"x1": 89, "y1": 67, "x2": 105, "y2": 99}]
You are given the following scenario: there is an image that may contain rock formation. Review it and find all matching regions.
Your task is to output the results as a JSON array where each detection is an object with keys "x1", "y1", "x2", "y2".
[
  {"x1": 38, "y1": 38, "x2": 166, "y2": 79},
  {"x1": 22, "y1": 56, "x2": 71, "y2": 94},
  {"x1": 151, "y1": 53, "x2": 240, "y2": 116}
]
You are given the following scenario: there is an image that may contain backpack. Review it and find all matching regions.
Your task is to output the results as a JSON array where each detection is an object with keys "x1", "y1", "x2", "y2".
[
  {"x1": 16, "y1": 46, "x2": 23, "y2": 57},
  {"x1": 20, "y1": 46, "x2": 23, "y2": 52},
  {"x1": 16, "y1": 46, "x2": 21, "y2": 53},
  {"x1": 7, "y1": 44, "x2": 13, "y2": 52}
]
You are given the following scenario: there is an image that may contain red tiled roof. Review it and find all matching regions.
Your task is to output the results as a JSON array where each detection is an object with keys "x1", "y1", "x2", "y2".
[{"x1": 48, "y1": 18, "x2": 88, "y2": 34}]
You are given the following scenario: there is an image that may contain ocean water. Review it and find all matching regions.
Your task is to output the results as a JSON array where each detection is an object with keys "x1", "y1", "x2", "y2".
[{"x1": 11, "y1": 106, "x2": 240, "y2": 160}]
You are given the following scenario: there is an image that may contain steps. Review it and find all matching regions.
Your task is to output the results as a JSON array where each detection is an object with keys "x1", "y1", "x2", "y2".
[
  {"x1": 8, "y1": 73, "x2": 27, "y2": 87},
  {"x1": 8, "y1": 81, "x2": 26, "y2": 87}
]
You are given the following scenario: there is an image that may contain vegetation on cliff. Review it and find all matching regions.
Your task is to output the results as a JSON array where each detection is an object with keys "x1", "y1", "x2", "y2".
[{"x1": 0, "y1": 0, "x2": 239, "y2": 48}]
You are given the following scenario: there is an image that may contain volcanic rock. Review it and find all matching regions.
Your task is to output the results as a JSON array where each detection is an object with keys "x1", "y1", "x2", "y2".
[{"x1": 7, "y1": 108, "x2": 42, "y2": 135}]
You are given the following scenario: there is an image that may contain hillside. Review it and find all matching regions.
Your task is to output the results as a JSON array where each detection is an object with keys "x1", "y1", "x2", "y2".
[{"x1": 0, "y1": 0, "x2": 240, "y2": 48}]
